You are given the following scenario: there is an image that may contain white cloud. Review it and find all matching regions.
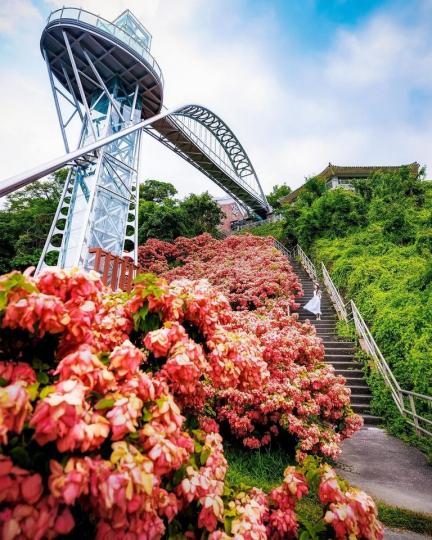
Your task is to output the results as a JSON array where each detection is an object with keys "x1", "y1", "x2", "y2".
[
  {"x1": 0, "y1": 0, "x2": 42, "y2": 34},
  {"x1": 1, "y1": 0, "x2": 432, "y2": 207}
]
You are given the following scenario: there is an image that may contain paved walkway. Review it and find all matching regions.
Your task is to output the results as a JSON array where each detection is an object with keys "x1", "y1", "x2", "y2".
[
  {"x1": 385, "y1": 528, "x2": 432, "y2": 539},
  {"x1": 336, "y1": 427, "x2": 432, "y2": 515}
]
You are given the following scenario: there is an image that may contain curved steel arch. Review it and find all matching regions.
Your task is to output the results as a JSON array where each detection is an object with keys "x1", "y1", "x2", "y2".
[
  {"x1": 145, "y1": 104, "x2": 271, "y2": 218},
  {"x1": 176, "y1": 105, "x2": 259, "y2": 179}
]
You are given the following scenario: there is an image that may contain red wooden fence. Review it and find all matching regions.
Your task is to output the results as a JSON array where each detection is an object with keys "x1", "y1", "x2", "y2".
[{"x1": 89, "y1": 248, "x2": 139, "y2": 292}]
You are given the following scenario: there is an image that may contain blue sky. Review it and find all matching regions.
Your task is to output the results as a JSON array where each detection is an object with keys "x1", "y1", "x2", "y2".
[{"x1": 0, "y1": 0, "x2": 431, "y2": 198}]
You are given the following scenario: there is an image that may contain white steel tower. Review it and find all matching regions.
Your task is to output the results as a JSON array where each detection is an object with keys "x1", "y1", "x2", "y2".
[{"x1": 37, "y1": 8, "x2": 163, "y2": 272}]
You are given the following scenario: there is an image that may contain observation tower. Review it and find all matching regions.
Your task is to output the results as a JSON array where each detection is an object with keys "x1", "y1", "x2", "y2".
[
  {"x1": 0, "y1": 7, "x2": 272, "y2": 283},
  {"x1": 38, "y1": 8, "x2": 163, "y2": 271}
]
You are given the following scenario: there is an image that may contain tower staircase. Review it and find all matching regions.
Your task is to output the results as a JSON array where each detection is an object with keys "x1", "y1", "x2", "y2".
[{"x1": 289, "y1": 257, "x2": 381, "y2": 426}]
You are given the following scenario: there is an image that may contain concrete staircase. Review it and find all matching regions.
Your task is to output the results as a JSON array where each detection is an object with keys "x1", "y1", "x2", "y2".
[{"x1": 289, "y1": 258, "x2": 380, "y2": 426}]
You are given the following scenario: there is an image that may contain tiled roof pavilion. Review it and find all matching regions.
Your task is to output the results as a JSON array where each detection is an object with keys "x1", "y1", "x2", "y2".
[{"x1": 280, "y1": 162, "x2": 420, "y2": 204}]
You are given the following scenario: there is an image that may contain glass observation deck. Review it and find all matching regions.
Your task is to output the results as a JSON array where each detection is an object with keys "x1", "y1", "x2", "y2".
[{"x1": 46, "y1": 7, "x2": 163, "y2": 86}]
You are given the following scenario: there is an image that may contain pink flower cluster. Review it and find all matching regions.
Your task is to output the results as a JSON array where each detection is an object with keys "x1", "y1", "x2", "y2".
[
  {"x1": 139, "y1": 234, "x2": 302, "y2": 311},
  {"x1": 206, "y1": 460, "x2": 383, "y2": 540},
  {"x1": 0, "y1": 251, "x2": 380, "y2": 538},
  {"x1": 320, "y1": 465, "x2": 384, "y2": 539},
  {"x1": 139, "y1": 234, "x2": 363, "y2": 456}
]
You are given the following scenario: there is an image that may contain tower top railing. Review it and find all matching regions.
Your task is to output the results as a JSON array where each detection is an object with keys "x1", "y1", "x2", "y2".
[{"x1": 46, "y1": 7, "x2": 164, "y2": 86}]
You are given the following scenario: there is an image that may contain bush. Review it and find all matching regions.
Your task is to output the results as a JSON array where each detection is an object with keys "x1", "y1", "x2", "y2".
[
  {"x1": 0, "y1": 260, "x2": 382, "y2": 538},
  {"x1": 277, "y1": 169, "x2": 432, "y2": 456},
  {"x1": 283, "y1": 188, "x2": 366, "y2": 248}
]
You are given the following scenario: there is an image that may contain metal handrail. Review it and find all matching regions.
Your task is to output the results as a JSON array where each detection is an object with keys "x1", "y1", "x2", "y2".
[
  {"x1": 47, "y1": 8, "x2": 164, "y2": 86},
  {"x1": 321, "y1": 262, "x2": 348, "y2": 321},
  {"x1": 288, "y1": 243, "x2": 431, "y2": 437},
  {"x1": 292, "y1": 244, "x2": 318, "y2": 282},
  {"x1": 273, "y1": 238, "x2": 292, "y2": 258},
  {"x1": 350, "y1": 300, "x2": 432, "y2": 436}
]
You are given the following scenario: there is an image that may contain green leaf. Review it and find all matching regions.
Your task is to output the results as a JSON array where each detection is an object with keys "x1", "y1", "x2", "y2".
[
  {"x1": 0, "y1": 377, "x2": 8, "y2": 387},
  {"x1": 155, "y1": 397, "x2": 165, "y2": 409},
  {"x1": 142, "y1": 408, "x2": 153, "y2": 422},
  {"x1": 200, "y1": 447, "x2": 211, "y2": 465},
  {"x1": 172, "y1": 465, "x2": 186, "y2": 487},
  {"x1": 299, "y1": 530, "x2": 311, "y2": 540},
  {"x1": 36, "y1": 371, "x2": 49, "y2": 384},
  {"x1": 11, "y1": 446, "x2": 30, "y2": 468},
  {"x1": 0, "y1": 273, "x2": 37, "y2": 312},
  {"x1": 27, "y1": 382, "x2": 40, "y2": 400},
  {"x1": 95, "y1": 398, "x2": 115, "y2": 410},
  {"x1": 98, "y1": 352, "x2": 110, "y2": 366},
  {"x1": 224, "y1": 515, "x2": 235, "y2": 535}
]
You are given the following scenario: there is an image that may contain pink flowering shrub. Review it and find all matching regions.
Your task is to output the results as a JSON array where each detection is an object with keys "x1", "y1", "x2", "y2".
[
  {"x1": 139, "y1": 234, "x2": 363, "y2": 456},
  {"x1": 0, "y1": 258, "x2": 380, "y2": 538},
  {"x1": 139, "y1": 233, "x2": 302, "y2": 311}
]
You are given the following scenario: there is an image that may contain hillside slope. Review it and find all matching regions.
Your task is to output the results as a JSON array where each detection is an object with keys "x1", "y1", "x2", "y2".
[{"x1": 249, "y1": 169, "x2": 432, "y2": 456}]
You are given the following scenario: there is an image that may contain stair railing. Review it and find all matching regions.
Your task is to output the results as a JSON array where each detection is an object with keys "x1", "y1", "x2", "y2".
[
  {"x1": 273, "y1": 238, "x2": 293, "y2": 259},
  {"x1": 285, "y1": 242, "x2": 432, "y2": 438},
  {"x1": 291, "y1": 244, "x2": 318, "y2": 282},
  {"x1": 350, "y1": 301, "x2": 432, "y2": 437},
  {"x1": 321, "y1": 262, "x2": 349, "y2": 321}
]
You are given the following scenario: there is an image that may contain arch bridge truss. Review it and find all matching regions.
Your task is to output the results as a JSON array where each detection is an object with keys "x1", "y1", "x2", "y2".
[{"x1": 1, "y1": 104, "x2": 271, "y2": 220}]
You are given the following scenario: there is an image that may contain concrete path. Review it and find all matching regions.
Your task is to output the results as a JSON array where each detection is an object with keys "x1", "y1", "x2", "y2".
[
  {"x1": 385, "y1": 528, "x2": 431, "y2": 539},
  {"x1": 336, "y1": 427, "x2": 432, "y2": 515}
]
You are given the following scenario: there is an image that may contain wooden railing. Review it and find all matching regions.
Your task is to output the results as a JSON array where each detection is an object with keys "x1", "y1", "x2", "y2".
[
  {"x1": 274, "y1": 241, "x2": 432, "y2": 437},
  {"x1": 89, "y1": 248, "x2": 139, "y2": 292}
]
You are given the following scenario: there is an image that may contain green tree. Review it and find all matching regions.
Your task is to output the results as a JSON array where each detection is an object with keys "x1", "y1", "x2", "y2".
[
  {"x1": 139, "y1": 179, "x2": 177, "y2": 203},
  {"x1": 296, "y1": 176, "x2": 326, "y2": 206},
  {"x1": 0, "y1": 169, "x2": 67, "y2": 273},
  {"x1": 267, "y1": 183, "x2": 292, "y2": 210},
  {"x1": 282, "y1": 187, "x2": 366, "y2": 247},
  {"x1": 180, "y1": 192, "x2": 224, "y2": 236},
  {"x1": 138, "y1": 200, "x2": 188, "y2": 243},
  {"x1": 137, "y1": 180, "x2": 224, "y2": 243}
]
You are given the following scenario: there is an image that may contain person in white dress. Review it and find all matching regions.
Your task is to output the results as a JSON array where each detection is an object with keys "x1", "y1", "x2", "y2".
[{"x1": 303, "y1": 281, "x2": 322, "y2": 320}]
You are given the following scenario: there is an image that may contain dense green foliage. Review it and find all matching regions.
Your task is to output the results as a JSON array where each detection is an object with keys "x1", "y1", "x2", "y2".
[
  {"x1": 0, "y1": 170, "x2": 67, "y2": 273},
  {"x1": 137, "y1": 180, "x2": 224, "y2": 243},
  {"x1": 0, "y1": 177, "x2": 224, "y2": 274},
  {"x1": 267, "y1": 182, "x2": 292, "y2": 210},
  {"x1": 238, "y1": 220, "x2": 285, "y2": 242},
  {"x1": 250, "y1": 168, "x2": 432, "y2": 454},
  {"x1": 283, "y1": 178, "x2": 366, "y2": 247}
]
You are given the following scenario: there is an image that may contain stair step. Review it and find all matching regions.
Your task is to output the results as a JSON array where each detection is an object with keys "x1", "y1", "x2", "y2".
[
  {"x1": 325, "y1": 348, "x2": 356, "y2": 355},
  {"x1": 325, "y1": 354, "x2": 356, "y2": 360},
  {"x1": 298, "y1": 317, "x2": 336, "y2": 322},
  {"x1": 318, "y1": 335, "x2": 343, "y2": 340},
  {"x1": 351, "y1": 403, "x2": 372, "y2": 413},
  {"x1": 323, "y1": 345, "x2": 356, "y2": 349},
  {"x1": 346, "y1": 382, "x2": 369, "y2": 390},
  {"x1": 362, "y1": 414, "x2": 381, "y2": 426},
  {"x1": 350, "y1": 394, "x2": 372, "y2": 404},
  {"x1": 333, "y1": 369, "x2": 364, "y2": 377},
  {"x1": 327, "y1": 361, "x2": 361, "y2": 370}
]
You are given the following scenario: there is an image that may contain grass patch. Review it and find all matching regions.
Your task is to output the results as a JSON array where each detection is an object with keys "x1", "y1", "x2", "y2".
[
  {"x1": 225, "y1": 443, "x2": 432, "y2": 535},
  {"x1": 335, "y1": 319, "x2": 356, "y2": 340},
  {"x1": 225, "y1": 442, "x2": 326, "y2": 528},
  {"x1": 376, "y1": 501, "x2": 432, "y2": 536},
  {"x1": 224, "y1": 442, "x2": 293, "y2": 492}
]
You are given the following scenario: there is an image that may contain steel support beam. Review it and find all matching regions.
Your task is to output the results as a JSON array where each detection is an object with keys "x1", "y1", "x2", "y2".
[{"x1": 62, "y1": 30, "x2": 97, "y2": 141}]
